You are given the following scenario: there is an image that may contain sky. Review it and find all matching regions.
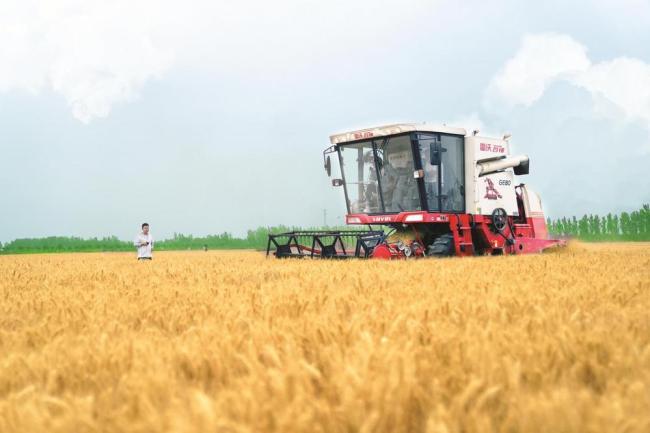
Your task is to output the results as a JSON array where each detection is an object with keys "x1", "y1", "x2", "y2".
[{"x1": 1, "y1": 0, "x2": 649, "y2": 242}]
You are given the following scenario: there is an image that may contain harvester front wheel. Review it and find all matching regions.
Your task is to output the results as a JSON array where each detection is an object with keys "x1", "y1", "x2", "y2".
[{"x1": 427, "y1": 234, "x2": 455, "y2": 257}]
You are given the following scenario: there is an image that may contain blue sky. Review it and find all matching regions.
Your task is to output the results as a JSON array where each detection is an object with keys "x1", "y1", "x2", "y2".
[{"x1": 1, "y1": 0, "x2": 649, "y2": 242}]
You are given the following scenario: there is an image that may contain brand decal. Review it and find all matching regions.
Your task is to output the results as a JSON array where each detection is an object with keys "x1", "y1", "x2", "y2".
[
  {"x1": 498, "y1": 179, "x2": 511, "y2": 186},
  {"x1": 484, "y1": 178, "x2": 503, "y2": 200},
  {"x1": 354, "y1": 131, "x2": 375, "y2": 140},
  {"x1": 371, "y1": 216, "x2": 393, "y2": 222},
  {"x1": 480, "y1": 142, "x2": 505, "y2": 153}
]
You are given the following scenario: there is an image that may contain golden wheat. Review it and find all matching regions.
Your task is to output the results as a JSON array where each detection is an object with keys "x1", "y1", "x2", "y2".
[{"x1": 0, "y1": 242, "x2": 648, "y2": 433}]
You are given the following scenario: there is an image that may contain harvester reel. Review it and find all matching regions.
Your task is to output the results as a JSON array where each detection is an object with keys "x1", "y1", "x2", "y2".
[{"x1": 491, "y1": 207, "x2": 508, "y2": 232}]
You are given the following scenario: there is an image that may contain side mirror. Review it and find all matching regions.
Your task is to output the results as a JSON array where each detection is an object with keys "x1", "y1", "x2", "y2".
[
  {"x1": 324, "y1": 155, "x2": 332, "y2": 177},
  {"x1": 429, "y1": 142, "x2": 441, "y2": 165},
  {"x1": 332, "y1": 179, "x2": 344, "y2": 187}
]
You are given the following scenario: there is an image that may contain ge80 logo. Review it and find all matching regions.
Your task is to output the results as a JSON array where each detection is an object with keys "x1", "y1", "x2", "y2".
[{"x1": 498, "y1": 179, "x2": 511, "y2": 186}]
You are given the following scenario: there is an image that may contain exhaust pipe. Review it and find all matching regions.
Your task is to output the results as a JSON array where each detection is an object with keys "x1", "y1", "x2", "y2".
[{"x1": 477, "y1": 155, "x2": 529, "y2": 176}]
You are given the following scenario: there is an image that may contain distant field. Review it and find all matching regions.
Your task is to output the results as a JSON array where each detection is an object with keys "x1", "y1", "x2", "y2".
[{"x1": 0, "y1": 243, "x2": 648, "y2": 433}]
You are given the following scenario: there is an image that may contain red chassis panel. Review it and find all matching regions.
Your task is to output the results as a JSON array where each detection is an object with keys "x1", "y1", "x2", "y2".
[{"x1": 345, "y1": 211, "x2": 563, "y2": 257}]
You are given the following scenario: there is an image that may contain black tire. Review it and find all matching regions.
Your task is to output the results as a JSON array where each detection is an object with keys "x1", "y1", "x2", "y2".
[
  {"x1": 427, "y1": 234, "x2": 455, "y2": 257},
  {"x1": 491, "y1": 207, "x2": 508, "y2": 232}
]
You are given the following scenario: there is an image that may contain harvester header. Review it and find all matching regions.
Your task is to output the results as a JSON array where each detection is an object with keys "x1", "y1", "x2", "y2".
[{"x1": 268, "y1": 122, "x2": 563, "y2": 259}]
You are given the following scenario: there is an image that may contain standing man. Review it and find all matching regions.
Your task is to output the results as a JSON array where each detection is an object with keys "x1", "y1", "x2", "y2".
[{"x1": 134, "y1": 223, "x2": 154, "y2": 260}]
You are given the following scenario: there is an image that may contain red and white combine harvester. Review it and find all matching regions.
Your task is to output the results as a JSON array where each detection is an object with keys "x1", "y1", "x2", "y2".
[{"x1": 267, "y1": 123, "x2": 564, "y2": 258}]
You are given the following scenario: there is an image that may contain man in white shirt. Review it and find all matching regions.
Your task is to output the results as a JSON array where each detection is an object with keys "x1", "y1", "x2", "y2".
[{"x1": 134, "y1": 223, "x2": 154, "y2": 260}]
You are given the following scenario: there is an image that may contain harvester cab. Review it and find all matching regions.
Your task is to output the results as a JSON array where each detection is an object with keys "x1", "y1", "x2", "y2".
[{"x1": 267, "y1": 123, "x2": 563, "y2": 259}]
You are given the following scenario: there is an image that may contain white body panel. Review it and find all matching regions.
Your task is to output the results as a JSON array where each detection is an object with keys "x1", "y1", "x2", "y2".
[
  {"x1": 520, "y1": 186, "x2": 545, "y2": 219},
  {"x1": 464, "y1": 136, "x2": 519, "y2": 216}
]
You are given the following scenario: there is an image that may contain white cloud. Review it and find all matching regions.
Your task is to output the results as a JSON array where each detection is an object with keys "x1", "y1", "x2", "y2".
[
  {"x1": 575, "y1": 57, "x2": 650, "y2": 125},
  {"x1": 485, "y1": 33, "x2": 650, "y2": 131},
  {"x1": 0, "y1": 0, "x2": 444, "y2": 123},
  {"x1": 0, "y1": 0, "x2": 175, "y2": 123},
  {"x1": 485, "y1": 33, "x2": 591, "y2": 108}
]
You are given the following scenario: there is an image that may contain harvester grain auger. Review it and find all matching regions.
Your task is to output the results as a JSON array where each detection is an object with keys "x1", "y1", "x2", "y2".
[{"x1": 267, "y1": 123, "x2": 565, "y2": 259}]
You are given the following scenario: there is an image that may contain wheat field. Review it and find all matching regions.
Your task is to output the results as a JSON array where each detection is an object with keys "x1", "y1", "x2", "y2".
[{"x1": 0, "y1": 242, "x2": 648, "y2": 433}]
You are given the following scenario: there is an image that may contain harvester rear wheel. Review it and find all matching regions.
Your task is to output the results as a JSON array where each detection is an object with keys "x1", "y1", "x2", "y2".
[{"x1": 427, "y1": 234, "x2": 455, "y2": 257}]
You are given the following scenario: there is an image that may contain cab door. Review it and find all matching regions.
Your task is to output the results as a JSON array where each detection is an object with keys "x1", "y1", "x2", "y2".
[{"x1": 416, "y1": 133, "x2": 465, "y2": 212}]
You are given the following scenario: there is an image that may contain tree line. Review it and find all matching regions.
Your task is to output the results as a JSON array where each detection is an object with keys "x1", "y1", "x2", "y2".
[
  {"x1": 0, "y1": 226, "x2": 328, "y2": 254},
  {"x1": 547, "y1": 204, "x2": 649, "y2": 241},
  {"x1": 1, "y1": 205, "x2": 648, "y2": 254}
]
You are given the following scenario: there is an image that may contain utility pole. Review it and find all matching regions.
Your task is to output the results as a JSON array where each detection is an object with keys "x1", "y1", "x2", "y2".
[{"x1": 323, "y1": 209, "x2": 327, "y2": 227}]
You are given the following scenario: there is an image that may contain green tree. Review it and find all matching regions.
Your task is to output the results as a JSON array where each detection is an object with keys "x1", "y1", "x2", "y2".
[
  {"x1": 630, "y1": 211, "x2": 640, "y2": 240},
  {"x1": 547, "y1": 218, "x2": 555, "y2": 235},
  {"x1": 620, "y1": 212, "x2": 631, "y2": 238},
  {"x1": 592, "y1": 214, "x2": 601, "y2": 238},
  {"x1": 578, "y1": 215, "x2": 589, "y2": 237},
  {"x1": 569, "y1": 216, "x2": 578, "y2": 236},
  {"x1": 641, "y1": 204, "x2": 650, "y2": 239},
  {"x1": 605, "y1": 213, "x2": 613, "y2": 237}
]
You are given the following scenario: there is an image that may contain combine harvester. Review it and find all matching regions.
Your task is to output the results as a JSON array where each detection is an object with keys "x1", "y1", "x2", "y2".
[{"x1": 267, "y1": 123, "x2": 564, "y2": 259}]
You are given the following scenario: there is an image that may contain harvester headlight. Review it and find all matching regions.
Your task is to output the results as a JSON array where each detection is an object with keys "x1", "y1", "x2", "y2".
[{"x1": 347, "y1": 216, "x2": 362, "y2": 224}]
